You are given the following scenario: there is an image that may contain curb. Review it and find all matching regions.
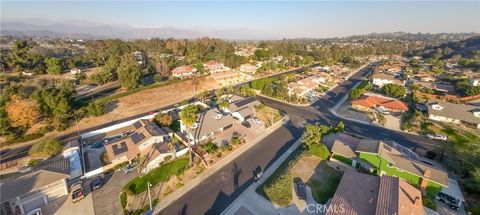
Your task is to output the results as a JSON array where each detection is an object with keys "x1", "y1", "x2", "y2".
[{"x1": 152, "y1": 115, "x2": 288, "y2": 214}]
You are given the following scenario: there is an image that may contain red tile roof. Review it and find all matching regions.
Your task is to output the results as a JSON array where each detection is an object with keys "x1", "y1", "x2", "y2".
[
  {"x1": 352, "y1": 95, "x2": 408, "y2": 112},
  {"x1": 171, "y1": 66, "x2": 196, "y2": 75}
]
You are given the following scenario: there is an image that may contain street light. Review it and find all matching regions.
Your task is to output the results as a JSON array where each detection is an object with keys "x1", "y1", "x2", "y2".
[{"x1": 147, "y1": 181, "x2": 152, "y2": 210}]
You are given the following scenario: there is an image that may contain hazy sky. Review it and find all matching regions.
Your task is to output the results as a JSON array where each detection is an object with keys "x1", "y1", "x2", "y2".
[{"x1": 2, "y1": 1, "x2": 479, "y2": 38}]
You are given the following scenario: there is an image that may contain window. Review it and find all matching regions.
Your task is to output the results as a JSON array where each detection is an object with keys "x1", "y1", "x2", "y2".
[{"x1": 387, "y1": 162, "x2": 393, "y2": 168}]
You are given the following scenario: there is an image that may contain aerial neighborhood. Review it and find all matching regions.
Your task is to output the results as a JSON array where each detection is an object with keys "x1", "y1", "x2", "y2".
[{"x1": 0, "y1": 2, "x2": 479, "y2": 215}]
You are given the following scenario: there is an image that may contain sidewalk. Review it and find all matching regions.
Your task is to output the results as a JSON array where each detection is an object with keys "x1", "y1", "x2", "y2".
[
  {"x1": 152, "y1": 115, "x2": 288, "y2": 214},
  {"x1": 221, "y1": 139, "x2": 302, "y2": 215}
]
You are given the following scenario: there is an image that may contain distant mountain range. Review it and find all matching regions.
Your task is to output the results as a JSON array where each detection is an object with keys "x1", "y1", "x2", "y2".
[{"x1": 0, "y1": 19, "x2": 281, "y2": 40}]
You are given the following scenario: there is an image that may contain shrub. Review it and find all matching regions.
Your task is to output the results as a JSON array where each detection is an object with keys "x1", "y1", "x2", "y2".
[
  {"x1": 29, "y1": 138, "x2": 62, "y2": 158},
  {"x1": 349, "y1": 88, "x2": 364, "y2": 99},
  {"x1": 423, "y1": 195, "x2": 437, "y2": 210},
  {"x1": 87, "y1": 101, "x2": 107, "y2": 117},
  {"x1": 201, "y1": 142, "x2": 218, "y2": 154},
  {"x1": 382, "y1": 83, "x2": 406, "y2": 98},
  {"x1": 169, "y1": 120, "x2": 181, "y2": 131},
  {"x1": 154, "y1": 113, "x2": 172, "y2": 127},
  {"x1": 120, "y1": 192, "x2": 127, "y2": 209},
  {"x1": 309, "y1": 144, "x2": 330, "y2": 160}
]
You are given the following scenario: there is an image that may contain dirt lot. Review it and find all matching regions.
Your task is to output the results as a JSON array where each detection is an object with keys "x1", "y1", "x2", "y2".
[{"x1": 291, "y1": 156, "x2": 343, "y2": 204}]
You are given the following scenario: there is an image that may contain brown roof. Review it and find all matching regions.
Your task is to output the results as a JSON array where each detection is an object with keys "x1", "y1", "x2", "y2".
[
  {"x1": 376, "y1": 176, "x2": 424, "y2": 215},
  {"x1": 331, "y1": 139, "x2": 358, "y2": 159},
  {"x1": 352, "y1": 95, "x2": 409, "y2": 112},
  {"x1": 328, "y1": 172, "x2": 424, "y2": 215},
  {"x1": 104, "y1": 119, "x2": 167, "y2": 162},
  {"x1": 171, "y1": 66, "x2": 197, "y2": 75},
  {"x1": 327, "y1": 171, "x2": 380, "y2": 215}
]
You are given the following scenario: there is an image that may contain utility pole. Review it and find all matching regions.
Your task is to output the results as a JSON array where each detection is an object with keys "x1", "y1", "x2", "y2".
[
  {"x1": 147, "y1": 181, "x2": 152, "y2": 210},
  {"x1": 74, "y1": 116, "x2": 86, "y2": 175}
]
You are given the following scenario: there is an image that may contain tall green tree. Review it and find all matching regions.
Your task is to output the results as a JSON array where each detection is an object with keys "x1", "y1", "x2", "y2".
[
  {"x1": 179, "y1": 105, "x2": 199, "y2": 165},
  {"x1": 9, "y1": 40, "x2": 31, "y2": 72},
  {"x1": 382, "y1": 84, "x2": 406, "y2": 98},
  {"x1": 117, "y1": 54, "x2": 142, "y2": 89},
  {"x1": 45, "y1": 57, "x2": 63, "y2": 75}
]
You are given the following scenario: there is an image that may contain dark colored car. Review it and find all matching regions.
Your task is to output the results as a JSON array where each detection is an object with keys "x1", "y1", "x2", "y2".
[
  {"x1": 426, "y1": 151, "x2": 437, "y2": 159},
  {"x1": 253, "y1": 166, "x2": 263, "y2": 182},
  {"x1": 70, "y1": 181, "x2": 85, "y2": 203},
  {"x1": 90, "y1": 176, "x2": 104, "y2": 191},
  {"x1": 293, "y1": 177, "x2": 307, "y2": 200}
]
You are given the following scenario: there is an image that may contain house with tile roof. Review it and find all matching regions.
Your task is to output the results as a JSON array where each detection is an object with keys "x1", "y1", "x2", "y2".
[
  {"x1": 329, "y1": 139, "x2": 448, "y2": 196},
  {"x1": 427, "y1": 99, "x2": 480, "y2": 129},
  {"x1": 287, "y1": 75, "x2": 327, "y2": 98},
  {"x1": 171, "y1": 66, "x2": 197, "y2": 79},
  {"x1": 203, "y1": 60, "x2": 229, "y2": 73},
  {"x1": 326, "y1": 171, "x2": 424, "y2": 215},
  {"x1": 351, "y1": 95, "x2": 409, "y2": 112}
]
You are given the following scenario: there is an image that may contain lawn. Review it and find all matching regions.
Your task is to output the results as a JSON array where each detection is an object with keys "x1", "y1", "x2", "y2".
[
  {"x1": 256, "y1": 106, "x2": 283, "y2": 127},
  {"x1": 123, "y1": 157, "x2": 189, "y2": 195}
]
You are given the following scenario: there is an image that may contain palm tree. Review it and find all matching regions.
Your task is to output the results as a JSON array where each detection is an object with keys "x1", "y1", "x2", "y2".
[
  {"x1": 179, "y1": 105, "x2": 199, "y2": 165},
  {"x1": 168, "y1": 137, "x2": 178, "y2": 159},
  {"x1": 218, "y1": 100, "x2": 229, "y2": 111}
]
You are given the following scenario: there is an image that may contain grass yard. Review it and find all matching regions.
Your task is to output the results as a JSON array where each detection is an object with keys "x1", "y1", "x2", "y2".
[
  {"x1": 256, "y1": 106, "x2": 283, "y2": 127},
  {"x1": 123, "y1": 157, "x2": 189, "y2": 195}
]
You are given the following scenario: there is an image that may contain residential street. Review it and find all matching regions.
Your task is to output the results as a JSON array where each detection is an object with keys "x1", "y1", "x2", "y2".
[{"x1": 155, "y1": 63, "x2": 441, "y2": 215}]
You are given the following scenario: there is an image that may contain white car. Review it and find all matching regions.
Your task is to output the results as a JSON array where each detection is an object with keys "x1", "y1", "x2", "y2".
[
  {"x1": 426, "y1": 134, "x2": 447, "y2": 141},
  {"x1": 252, "y1": 118, "x2": 262, "y2": 124}
]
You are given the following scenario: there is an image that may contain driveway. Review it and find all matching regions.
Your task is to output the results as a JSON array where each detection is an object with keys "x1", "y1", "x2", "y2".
[
  {"x1": 42, "y1": 180, "x2": 95, "y2": 215},
  {"x1": 92, "y1": 170, "x2": 137, "y2": 215}
]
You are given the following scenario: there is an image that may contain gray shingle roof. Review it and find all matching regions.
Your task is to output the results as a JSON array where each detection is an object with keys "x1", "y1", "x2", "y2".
[
  {"x1": 427, "y1": 99, "x2": 480, "y2": 124},
  {"x1": 190, "y1": 109, "x2": 235, "y2": 140}
]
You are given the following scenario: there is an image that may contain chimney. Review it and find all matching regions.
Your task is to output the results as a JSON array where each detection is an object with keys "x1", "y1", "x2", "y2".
[
  {"x1": 420, "y1": 170, "x2": 431, "y2": 196},
  {"x1": 414, "y1": 196, "x2": 422, "y2": 207}
]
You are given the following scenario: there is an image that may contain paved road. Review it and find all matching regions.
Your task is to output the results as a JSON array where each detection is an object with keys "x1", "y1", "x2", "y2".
[
  {"x1": 0, "y1": 65, "x2": 312, "y2": 164},
  {"x1": 156, "y1": 63, "x2": 440, "y2": 215}
]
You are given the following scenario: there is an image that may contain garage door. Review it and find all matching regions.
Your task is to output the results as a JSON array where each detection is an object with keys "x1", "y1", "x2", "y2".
[{"x1": 22, "y1": 196, "x2": 45, "y2": 214}]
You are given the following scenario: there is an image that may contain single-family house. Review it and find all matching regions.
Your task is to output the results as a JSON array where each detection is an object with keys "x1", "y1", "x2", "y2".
[
  {"x1": 470, "y1": 77, "x2": 480, "y2": 86},
  {"x1": 223, "y1": 97, "x2": 262, "y2": 122},
  {"x1": 204, "y1": 60, "x2": 228, "y2": 73},
  {"x1": 326, "y1": 171, "x2": 424, "y2": 215},
  {"x1": 70, "y1": 68, "x2": 82, "y2": 74},
  {"x1": 239, "y1": 64, "x2": 259, "y2": 74},
  {"x1": 372, "y1": 73, "x2": 405, "y2": 88},
  {"x1": 351, "y1": 95, "x2": 409, "y2": 112},
  {"x1": 0, "y1": 159, "x2": 71, "y2": 215},
  {"x1": 180, "y1": 108, "x2": 235, "y2": 144},
  {"x1": 330, "y1": 139, "x2": 448, "y2": 194},
  {"x1": 171, "y1": 66, "x2": 197, "y2": 79},
  {"x1": 427, "y1": 99, "x2": 480, "y2": 129},
  {"x1": 287, "y1": 75, "x2": 327, "y2": 98},
  {"x1": 104, "y1": 119, "x2": 172, "y2": 165}
]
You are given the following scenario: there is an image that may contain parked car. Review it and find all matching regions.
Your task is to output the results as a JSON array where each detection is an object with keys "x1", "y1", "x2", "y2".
[
  {"x1": 253, "y1": 166, "x2": 263, "y2": 182},
  {"x1": 426, "y1": 151, "x2": 437, "y2": 159},
  {"x1": 252, "y1": 117, "x2": 262, "y2": 124},
  {"x1": 426, "y1": 134, "x2": 447, "y2": 141},
  {"x1": 70, "y1": 181, "x2": 85, "y2": 203},
  {"x1": 123, "y1": 164, "x2": 136, "y2": 174},
  {"x1": 293, "y1": 177, "x2": 307, "y2": 200},
  {"x1": 90, "y1": 176, "x2": 104, "y2": 191}
]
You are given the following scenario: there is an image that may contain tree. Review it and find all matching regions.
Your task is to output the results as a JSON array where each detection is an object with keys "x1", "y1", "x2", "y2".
[
  {"x1": 254, "y1": 49, "x2": 272, "y2": 61},
  {"x1": 29, "y1": 138, "x2": 63, "y2": 158},
  {"x1": 5, "y1": 95, "x2": 40, "y2": 128},
  {"x1": 90, "y1": 65, "x2": 115, "y2": 85},
  {"x1": 309, "y1": 144, "x2": 331, "y2": 160},
  {"x1": 382, "y1": 83, "x2": 406, "y2": 98},
  {"x1": 87, "y1": 102, "x2": 107, "y2": 117},
  {"x1": 218, "y1": 100, "x2": 229, "y2": 110},
  {"x1": 117, "y1": 54, "x2": 142, "y2": 89},
  {"x1": 154, "y1": 113, "x2": 173, "y2": 127},
  {"x1": 349, "y1": 88, "x2": 364, "y2": 99},
  {"x1": 335, "y1": 121, "x2": 345, "y2": 133},
  {"x1": 465, "y1": 168, "x2": 480, "y2": 193},
  {"x1": 301, "y1": 124, "x2": 323, "y2": 147},
  {"x1": 9, "y1": 40, "x2": 31, "y2": 72},
  {"x1": 179, "y1": 105, "x2": 199, "y2": 165},
  {"x1": 45, "y1": 57, "x2": 63, "y2": 75}
]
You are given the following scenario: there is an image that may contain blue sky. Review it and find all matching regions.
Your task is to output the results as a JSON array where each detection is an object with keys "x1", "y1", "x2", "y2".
[{"x1": 2, "y1": 1, "x2": 479, "y2": 38}]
